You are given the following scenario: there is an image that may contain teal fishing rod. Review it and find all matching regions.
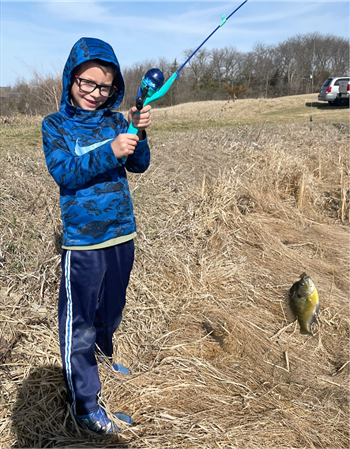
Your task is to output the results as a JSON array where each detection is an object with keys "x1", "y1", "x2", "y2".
[{"x1": 127, "y1": 0, "x2": 248, "y2": 135}]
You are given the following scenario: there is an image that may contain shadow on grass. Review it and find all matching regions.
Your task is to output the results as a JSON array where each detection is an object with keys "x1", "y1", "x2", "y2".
[
  {"x1": 54, "y1": 228, "x2": 63, "y2": 256},
  {"x1": 305, "y1": 101, "x2": 349, "y2": 109},
  {"x1": 11, "y1": 365, "x2": 130, "y2": 448}
]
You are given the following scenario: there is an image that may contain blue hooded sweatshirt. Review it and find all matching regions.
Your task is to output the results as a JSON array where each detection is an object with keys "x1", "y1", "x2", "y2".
[{"x1": 42, "y1": 37, "x2": 150, "y2": 248}]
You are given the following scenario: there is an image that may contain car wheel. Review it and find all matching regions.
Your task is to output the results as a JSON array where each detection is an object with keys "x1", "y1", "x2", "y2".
[{"x1": 334, "y1": 95, "x2": 345, "y2": 106}]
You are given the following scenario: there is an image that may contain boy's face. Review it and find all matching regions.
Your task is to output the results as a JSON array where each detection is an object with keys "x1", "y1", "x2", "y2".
[{"x1": 71, "y1": 61, "x2": 115, "y2": 110}]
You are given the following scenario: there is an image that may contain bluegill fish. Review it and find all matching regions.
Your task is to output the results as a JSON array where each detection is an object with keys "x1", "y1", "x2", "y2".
[{"x1": 286, "y1": 274, "x2": 319, "y2": 335}]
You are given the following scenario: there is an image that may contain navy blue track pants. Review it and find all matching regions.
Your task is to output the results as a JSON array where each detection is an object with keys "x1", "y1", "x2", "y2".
[{"x1": 58, "y1": 240, "x2": 134, "y2": 415}]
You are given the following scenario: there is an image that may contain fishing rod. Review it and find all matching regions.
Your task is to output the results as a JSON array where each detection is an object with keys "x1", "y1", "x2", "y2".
[{"x1": 127, "y1": 0, "x2": 248, "y2": 135}]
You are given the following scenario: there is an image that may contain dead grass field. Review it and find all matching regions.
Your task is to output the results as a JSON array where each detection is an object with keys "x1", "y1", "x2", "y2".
[{"x1": 0, "y1": 94, "x2": 349, "y2": 448}]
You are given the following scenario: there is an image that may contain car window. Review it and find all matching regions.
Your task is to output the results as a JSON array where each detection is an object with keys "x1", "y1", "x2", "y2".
[
  {"x1": 323, "y1": 78, "x2": 332, "y2": 87},
  {"x1": 334, "y1": 78, "x2": 349, "y2": 86}
]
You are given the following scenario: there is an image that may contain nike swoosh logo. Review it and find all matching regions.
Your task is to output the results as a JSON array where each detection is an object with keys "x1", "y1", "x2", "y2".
[{"x1": 75, "y1": 138, "x2": 113, "y2": 156}]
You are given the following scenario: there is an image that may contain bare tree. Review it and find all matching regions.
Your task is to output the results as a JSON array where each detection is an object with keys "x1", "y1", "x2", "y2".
[{"x1": 3, "y1": 32, "x2": 349, "y2": 116}]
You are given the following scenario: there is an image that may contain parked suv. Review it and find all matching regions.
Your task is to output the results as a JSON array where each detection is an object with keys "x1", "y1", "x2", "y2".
[
  {"x1": 338, "y1": 79, "x2": 350, "y2": 106},
  {"x1": 318, "y1": 77, "x2": 350, "y2": 105}
]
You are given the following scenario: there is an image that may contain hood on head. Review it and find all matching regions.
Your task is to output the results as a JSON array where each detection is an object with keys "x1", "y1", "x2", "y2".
[{"x1": 61, "y1": 37, "x2": 125, "y2": 112}]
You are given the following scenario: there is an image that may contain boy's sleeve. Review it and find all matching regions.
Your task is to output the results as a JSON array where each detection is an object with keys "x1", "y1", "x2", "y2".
[{"x1": 42, "y1": 116, "x2": 122, "y2": 190}]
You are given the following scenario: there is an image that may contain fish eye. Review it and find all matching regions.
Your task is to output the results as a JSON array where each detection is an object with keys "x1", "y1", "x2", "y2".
[{"x1": 300, "y1": 282, "x2": 304, "y2": 286}]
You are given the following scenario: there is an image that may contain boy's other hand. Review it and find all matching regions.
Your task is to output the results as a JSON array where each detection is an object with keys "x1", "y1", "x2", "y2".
[
  {"x1": 128, "y1": 105, "x2": 152, "y2": 131},
  {"x1": 111, "y1": 133, "x2": 139, "y2": 159}
]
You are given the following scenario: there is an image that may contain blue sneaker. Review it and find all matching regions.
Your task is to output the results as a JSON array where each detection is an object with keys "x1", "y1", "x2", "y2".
[
  {"x1": 97, "y1": 356, "x2": 131, "y2": 375},
  {"x1": 112, "y1": 363, "x2": 131, "y2": 375},
  {"x1": 75, "y1": 406, "x2": 132, "y2": 435}
]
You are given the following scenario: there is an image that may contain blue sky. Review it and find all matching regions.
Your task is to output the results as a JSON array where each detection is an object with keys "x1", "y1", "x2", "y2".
[{"x1": 1, "y1": 1, "x2": 349, "y2": 87}]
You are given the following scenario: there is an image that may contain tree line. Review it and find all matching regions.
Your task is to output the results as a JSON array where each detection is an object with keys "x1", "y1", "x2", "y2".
[{"x1": 1, "y1": 32, "x2": 349, "y2": 116}]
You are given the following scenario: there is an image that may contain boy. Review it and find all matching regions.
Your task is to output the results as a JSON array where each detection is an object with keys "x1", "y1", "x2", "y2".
[{"x1": 42, "y1": 37, "x2": 152, "y2": 435}]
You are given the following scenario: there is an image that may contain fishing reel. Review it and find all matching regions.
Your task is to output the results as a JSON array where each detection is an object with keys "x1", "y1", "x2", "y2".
[{"x1": 135, "y1": 68, "x2": 165, "y2": 111}]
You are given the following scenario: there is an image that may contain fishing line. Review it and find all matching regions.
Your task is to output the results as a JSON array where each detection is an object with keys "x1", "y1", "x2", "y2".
[{"x1": 126, "y1": 0, "x2": 248, "y2": 138}]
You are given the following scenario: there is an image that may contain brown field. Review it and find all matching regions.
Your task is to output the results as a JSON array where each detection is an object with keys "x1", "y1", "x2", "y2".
[{"x1": 0, "y1": 94, "x2": 349, "y2": 448}]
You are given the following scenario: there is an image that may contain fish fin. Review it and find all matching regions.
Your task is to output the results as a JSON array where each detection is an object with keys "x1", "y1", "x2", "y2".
[
  {"x1": 284, "y1": 291, "x2": 296, "y2": 322},
  {"x1": 311, "y1": 312, "x2": 318, "y2": 325},
  {"x1": 303, "y1": 309, "x2": 319, "y2": 335},
  {"x1": 300, "y1": 328, "x2": 313, "y2": 336},
  {"x1": 315, "y1": 300, "x2": 320, "y2": 315}
]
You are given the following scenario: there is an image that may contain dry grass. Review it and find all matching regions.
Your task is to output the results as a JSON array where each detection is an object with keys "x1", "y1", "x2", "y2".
[{"x1": 0, "y1": 95, "x2": 349, "y2": 448}]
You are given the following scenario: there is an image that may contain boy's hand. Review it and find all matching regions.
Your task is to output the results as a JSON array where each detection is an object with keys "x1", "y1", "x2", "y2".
[
  {"x1": 128, "y1": 105, "x2": 152, "y2": 132},
  {"x1": 111, "y1": 133, "x2": 139, "y2": 159}
]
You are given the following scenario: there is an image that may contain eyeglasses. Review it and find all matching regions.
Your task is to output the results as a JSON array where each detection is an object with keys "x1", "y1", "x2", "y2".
[{"x1": 75, "y1": 75, "x2": 117, "y2": 98}]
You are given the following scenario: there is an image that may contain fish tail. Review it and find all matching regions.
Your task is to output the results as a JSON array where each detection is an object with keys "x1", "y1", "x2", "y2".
[{"x1": 300, "y1": 328, "x2": 313, "y2": 336}]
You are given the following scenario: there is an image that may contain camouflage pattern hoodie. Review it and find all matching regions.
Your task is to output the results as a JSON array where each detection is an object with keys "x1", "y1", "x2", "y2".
[{"x1": 42, "y1": 37, "x2": 150, "y2": 248}]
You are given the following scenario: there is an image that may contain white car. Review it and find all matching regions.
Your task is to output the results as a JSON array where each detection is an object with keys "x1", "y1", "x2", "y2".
[
  {"x1": 318, "y1": 77, "x2": 350, "y2": 105},
  {"x1": 339, "y1": 79, "x2": 350, "y2": 106}
]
